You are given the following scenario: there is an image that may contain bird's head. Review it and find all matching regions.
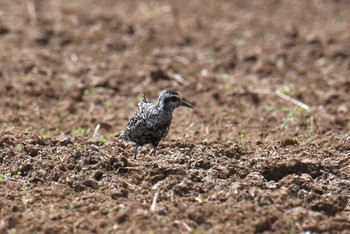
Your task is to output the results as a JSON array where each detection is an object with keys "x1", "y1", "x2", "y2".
[{"x1": 158, "y1": 90, "x2": 193, "y2": 111}]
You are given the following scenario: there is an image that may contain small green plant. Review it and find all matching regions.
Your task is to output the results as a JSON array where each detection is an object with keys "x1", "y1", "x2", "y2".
[
  {"x1": 281, "y1": 107, "x2": 297, "y2": 129},
  {"x1": 15, "y1": 144, "x2": 24, "y2": 151},
  {"x1": 8, "y1": 228, "x2": 17, "y2": 234},
  {"x1": 278, "y1": 85, "x2": 293, "y2": 94},
  {"x1": 136, "y1": 96, "x2": 143, "y2": 103},
  {"x1": 239, "y1": 133, "x2": 246, "y2": 139},
  {"x1": 108, "y1": 208, "x2": 116, "y2": 213},
  {"x1": 84, "y1": 86, "x2": 98, "y2": 95},
  {"x1": 40, "y1": 127, "x2": 61, "y2": 138},
  {"x1": 64, "y1": 83, "x2": 72, "y2": 90},
  {"x1": 284, "y1": 219, "x2": 291, "y2": 226},
  {"x1": 68, "y1": 203, "x2": 75, "y2": 210},
  {"x1": 127, "y1": 99, "x2": 134, "y2": 108},
  {"x1": 281, "y1": 106, "x2": 312, "y2": 129},
  {"x1": 96, "y1": 135, "x2": 107, "y2": 144},
  {"x1": 148, "y1": 229, "x2": 155, "y2": 234},
  {"x1": 104, "y1": 100, "x2": 112, "y2": 109},
  {"x1": 0, "y1": 175, "x2": 4, "y2": 181},
  {"x1": 194, "y1": 226, "x2": 202, "y2": 232},
  {"x1": 16, "y1": 171, "x2": 22, "y2": 176},
  {"x1": 234, "y1": 38, "x2": 246, "y2": 48},
  {"x1": 158, "y1": 218, "x2": 166, "y2": 226},
  {"x1": 71, "y1": 127, "x2": 91, "y2": 136},
  {"x1": 104, "y1": 228, "x2": 112, "y2": 234},
  {"x1": 263, "y1": 105, "x2": 274, "y2": 111},
  {"x1": 22, "y1": 187, "x2": 30, "y2": 193},
  {"x1": 223, "y1": 115, "x2": 230, "y2": 122},
  {"x1": 169, "y1": 135, "x2": 177, "y2": 140}
]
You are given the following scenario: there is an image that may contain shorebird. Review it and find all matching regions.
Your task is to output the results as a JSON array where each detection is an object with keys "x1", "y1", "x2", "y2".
[{"x1": 118, "y1": 90, "x2": 193, "y2": 159}]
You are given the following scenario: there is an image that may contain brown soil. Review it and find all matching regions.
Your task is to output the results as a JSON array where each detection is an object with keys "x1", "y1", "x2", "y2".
[{"x1": 0, "y1": 0, "x2": 349, "y2": 233}]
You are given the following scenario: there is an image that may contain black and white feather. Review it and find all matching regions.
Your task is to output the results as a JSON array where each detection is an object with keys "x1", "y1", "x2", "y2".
[{"x1": 119, "y1": 90, "x2": 193, "y2": 159}]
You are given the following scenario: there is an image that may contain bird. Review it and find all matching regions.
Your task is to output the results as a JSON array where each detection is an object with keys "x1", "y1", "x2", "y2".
[{"x1": 118, "y1": 90, "x2": 193, "y2": 159}]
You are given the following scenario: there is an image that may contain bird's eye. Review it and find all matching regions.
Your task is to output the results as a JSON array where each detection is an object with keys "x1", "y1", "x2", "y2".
[{"x1": 168, "y1": 96, "x2": 178, "y2": 102}]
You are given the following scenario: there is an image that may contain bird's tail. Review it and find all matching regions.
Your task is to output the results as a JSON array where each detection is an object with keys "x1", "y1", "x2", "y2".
[{"x1": 141, "y1": 90, "x2": 148, "y2": 103}]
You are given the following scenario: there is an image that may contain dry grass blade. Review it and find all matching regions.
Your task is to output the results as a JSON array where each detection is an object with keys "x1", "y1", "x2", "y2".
[
  {"x1": 150, "y1": 189, "x2": 160, "y2": 212},
  {"x1": 120, "y1": 167, "x2": 142, "y2": 171},
  {"x1": 26, "y1": 0, "x2": 37, "y2": 25},
  {"x1": 93, "y1": 124, "x2": 101, "y2": 138},
  {"x1": 169, "y1": 73, "x2": 190, "y2": 86},
  {"x1": 170, "y1": 1, "x2": 183, "y2": 37},
  {"x1": 275, "y1": 89, "x2": 311, "y2": 112},
  {"x1": 139, "y1": 2, "x2": 171, "y2": 23}
]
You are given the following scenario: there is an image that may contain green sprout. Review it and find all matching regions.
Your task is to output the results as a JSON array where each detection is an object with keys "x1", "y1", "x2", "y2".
[
  {"x1": 104, "y1": 100, "x2": 112, "y2": 109},
  {"x1": 234, "y1": 38, "x2": 246, "y2": 48},
  {"x1": 84, "y1": 86, "x2": 98, "y2": 95},
  {"x1": 96, "y1": 135, "x2": 107, "y2": 144},
  {"x1": 22, "y1": 187, "x2": 30, "y2": 193},
  {"x1": 15, "y1": 144, "x2": 24, "y2": 151},
  {"x1": 194, "y1": 226, "x2": 202, "y2": 232},
  {"x1": 223, "y1": 115, "x2": 231, "y2": 122},
  {"x1": 278, "y1": 85, "x2": 293, "y2": 94},
  {"x1": 68, "y1": 203, "x2": 75, "y2": 210},
  {"x1": 263, "y1": 105, "x2": 274, "y2": 111},
  {"x1": 281, "y1": 106, "x2": 312, "y2": 129},
  {"x1": 159, "y1": 218, "x2": 166, "y2": 226},
  {"x1": 71, "y1": 127, "x2": 91, "y2": 136},
  {"x1": 108, "y1": 208, "x2": 116, "y2": 213},
  {"x1": 9, "y1": 228, "x2": 17, "y2": 234}
]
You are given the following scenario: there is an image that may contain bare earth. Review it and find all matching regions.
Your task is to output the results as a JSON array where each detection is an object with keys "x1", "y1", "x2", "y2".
[{"x1": 0, "y1": 0, "x2": 349, "y2": 233}]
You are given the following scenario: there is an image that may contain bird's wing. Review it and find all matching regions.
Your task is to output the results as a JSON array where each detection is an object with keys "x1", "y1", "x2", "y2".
[{"x1": 126, "y1": 103, "x2": 159, "y2": 133}]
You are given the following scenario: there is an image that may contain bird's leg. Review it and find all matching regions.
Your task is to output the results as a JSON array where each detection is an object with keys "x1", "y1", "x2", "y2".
[
  {"x1": 151, "y1": 144, "x2": 158, "y2": 156},
  {"x1": 133, "y1": 144, "x2": 139, "y2": 160}
]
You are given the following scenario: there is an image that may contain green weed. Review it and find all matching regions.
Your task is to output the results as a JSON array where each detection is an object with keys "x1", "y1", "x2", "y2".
[
  {"x1": 84, "y1": 86, "x2": 98, "y2": 95},
  {"x1": 68, "y1": 203, "x2": 75, "y2": 210},
  {"x1": 278, "y1": 85, "x2": 293, "y2": 94},
  {"x1": 8, "y1": 228, "x2": 17, "y2": 234},
  {"x1": 71, "y1": 127, "x2": 91, "y2": 136},
  {"x1": 234, "y1": 38, "x2": 246, "y2": 48},
  {"x1": 108, "y1": 208, "x2": 116, "y2": 213},
  {"x1": 22, "y1": 187, "x2": 30, "y2": 193},
  {"x1": 263, "y1": 105, "x2": 274, "y2": 111},
  {"x1": 15, "y1": 144, "x2": 24, "y2": 151}
]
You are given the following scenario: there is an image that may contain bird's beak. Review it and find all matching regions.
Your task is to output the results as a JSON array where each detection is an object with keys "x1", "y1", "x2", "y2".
[{"x1": 180, "y1": 100, "x2": 194, "y2": 108}]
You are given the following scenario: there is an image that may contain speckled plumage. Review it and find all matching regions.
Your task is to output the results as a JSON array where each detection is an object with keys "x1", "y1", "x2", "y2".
[{"x1": 119, "y1": 90, "x2": 193, "y2": 159}]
